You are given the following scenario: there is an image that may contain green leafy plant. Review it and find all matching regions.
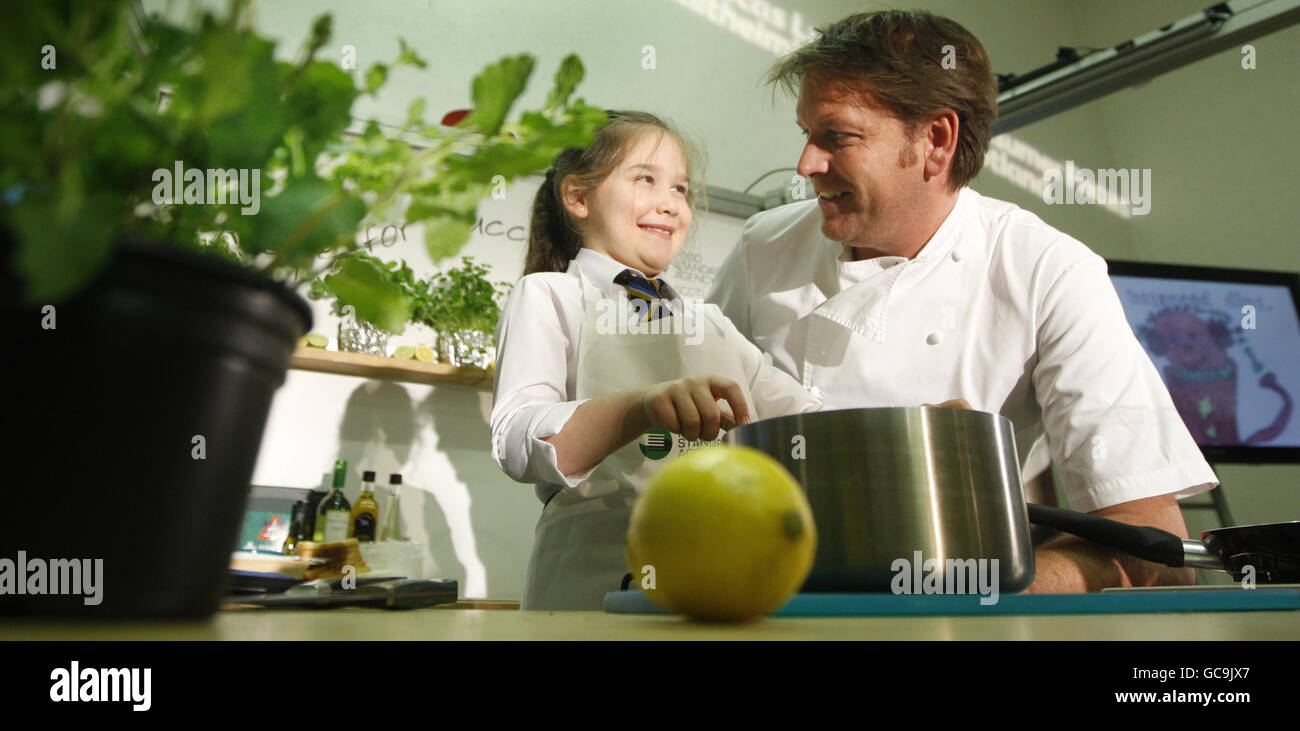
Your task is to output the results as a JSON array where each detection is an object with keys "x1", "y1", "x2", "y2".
[
  {"x1": 2, "y1": 0, "x2": 605, "y2": 334},
  {"x1": 425, "y1": 257, "x2": 512, "y2": 334},
  {"x1": 311, "y1": 254, "x2": 510, "y2": 338},
  {"x1": 307, "y1": 251, "x2": 415, "y2": 317}
]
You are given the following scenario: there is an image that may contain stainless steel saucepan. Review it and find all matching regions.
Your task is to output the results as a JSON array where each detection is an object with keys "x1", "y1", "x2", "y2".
[
  {"x1": 726, "y1": 406, "x2": 1036, "y2": 593},
  {"x1": 727, "y1": 407, "x2": 1300, "y2": 591}
]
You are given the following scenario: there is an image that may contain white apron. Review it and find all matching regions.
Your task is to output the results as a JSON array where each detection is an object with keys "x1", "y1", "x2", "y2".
[{"x1": 521, "y1": 269, "x2": 755, "y2": 610}]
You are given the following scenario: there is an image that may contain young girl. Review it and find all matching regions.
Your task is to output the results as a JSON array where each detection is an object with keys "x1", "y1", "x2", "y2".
[{"x1": 490, "y1": 111, "x2": 820, "y2": 610}]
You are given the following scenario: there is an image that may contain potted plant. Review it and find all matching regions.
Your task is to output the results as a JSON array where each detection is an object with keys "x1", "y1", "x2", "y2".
[
  {"x1": 308, "y1": 252, "x2": 416, "y2": 356},
  {"x1": 311, "y1": 255, "x2": 510, "y2": 368},
  {"x1": 426, "y1": 258, "x2": 512, "y2": 368},
  {"x1": 306, "y1": 252, "x2": 401, "y2": 355},
  {"x1": 1, "y1": 0, "x2": 603, "y2": 616}
]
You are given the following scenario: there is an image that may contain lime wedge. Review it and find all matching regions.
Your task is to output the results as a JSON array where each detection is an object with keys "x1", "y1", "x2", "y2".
[
  {"x1": 414, "y1": 344, "x2": 435, "y2": 362},
  {"x1": 305, "y1": 333, "x2": 329, "y2": 348},
  {"x1": 393, "y1": 345, "x2": 414, "y2": 360}
]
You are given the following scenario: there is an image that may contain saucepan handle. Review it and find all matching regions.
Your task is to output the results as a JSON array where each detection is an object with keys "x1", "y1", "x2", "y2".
[{"x1": 1026, "y1": 503, "x2": 1206, "y2": 568}]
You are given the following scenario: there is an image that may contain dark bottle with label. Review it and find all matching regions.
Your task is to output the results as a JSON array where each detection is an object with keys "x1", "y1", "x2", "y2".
[
  {"x1": 351, "y1": 470, "x2": 379, "y2": 542},
  {"x1": 317, "y1": 459, "x2": 352, "y2": 542},
  {"x1": 283, "y1": 500, "x2": 312, "y2": 555},
  {"x1": 303, "y1": 490, "x2": 326, "y2": 539}
]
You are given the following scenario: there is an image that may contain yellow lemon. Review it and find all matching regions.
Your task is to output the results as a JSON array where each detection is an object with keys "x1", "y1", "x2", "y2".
[
  {"x1": 626, "y1": 445, "x2": 815, "y2": 622},
  {"x1": 414, "y1": 344, "x2": 435, "y2": 362}
]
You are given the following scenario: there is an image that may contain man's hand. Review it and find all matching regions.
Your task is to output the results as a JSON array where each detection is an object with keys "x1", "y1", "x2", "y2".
[{"x1": 1024, "y1": 493, "x2": 1197, "y2": 593}]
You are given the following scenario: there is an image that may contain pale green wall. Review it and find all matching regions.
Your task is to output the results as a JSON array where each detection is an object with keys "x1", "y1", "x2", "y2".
[
  {"x1": 989, "y1": 1, "x2": 1300, "y2": 557},
  {"x1": 1065, "y1": 0, "x2": 1300, "y2": 579}
]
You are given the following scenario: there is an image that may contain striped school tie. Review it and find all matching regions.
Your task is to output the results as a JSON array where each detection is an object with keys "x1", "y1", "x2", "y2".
[{"x1": 614, "y1": 269, "x2": 675, "y2": 322}]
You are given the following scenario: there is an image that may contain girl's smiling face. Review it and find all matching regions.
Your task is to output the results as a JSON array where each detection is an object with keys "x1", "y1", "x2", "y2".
[{"x1": 562, "y1": 132, "x2": 693, "y2": 278}]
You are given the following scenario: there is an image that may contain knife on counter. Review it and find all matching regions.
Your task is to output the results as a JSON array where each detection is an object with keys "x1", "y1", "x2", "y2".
[{"x1": 222, "y1": 578, "x2": 458, "y2": 609}]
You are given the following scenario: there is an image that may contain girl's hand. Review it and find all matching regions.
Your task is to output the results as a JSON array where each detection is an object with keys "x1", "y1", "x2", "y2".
[{"x1": 639, "y1": 376, "x2": 752, "y2": 441}]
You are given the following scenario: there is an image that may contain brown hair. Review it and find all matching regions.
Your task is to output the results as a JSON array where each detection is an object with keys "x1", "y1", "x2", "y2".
[
  {"x1": 524, "y1": 110, "x2": 702, "y2": 275},
  {"x1": 766, "y1": 10, "x2": 997, "y2": 191}
]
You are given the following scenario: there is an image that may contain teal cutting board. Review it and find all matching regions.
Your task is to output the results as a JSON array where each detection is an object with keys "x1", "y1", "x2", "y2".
[{"x1": 603, "y1": 589, "x2": 1300, "y2": 616}]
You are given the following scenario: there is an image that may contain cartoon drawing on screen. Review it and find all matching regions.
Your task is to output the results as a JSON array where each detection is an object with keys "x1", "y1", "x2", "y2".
[{"x1": 1139, "y1": 308, "x2": 1292, "y2": 445}]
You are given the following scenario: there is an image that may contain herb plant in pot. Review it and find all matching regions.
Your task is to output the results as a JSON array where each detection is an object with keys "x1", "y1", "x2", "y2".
[
  {"x1": 312, "y1": 255, "x2": 510, "y2": 368},
  {"x1": 1, "y1": 1, "x2": 603, "y2": 616},
  {"x1": 309, "y1": 253, "x2": 415, "y2": 357},
  {"x1": 426, "y1": 258, "x2": 511, "y2": 368}
]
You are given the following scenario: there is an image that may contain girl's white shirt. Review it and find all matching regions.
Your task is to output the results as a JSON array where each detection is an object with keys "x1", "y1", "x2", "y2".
[{"x1": 490, "y1": 247, "x2": 820, "y2": 499}]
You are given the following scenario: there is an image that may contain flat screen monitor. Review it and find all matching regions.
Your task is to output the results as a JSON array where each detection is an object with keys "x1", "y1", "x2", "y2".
[{"x1": 1108, "y1": 260, "x2": 1300, "y2": 463}]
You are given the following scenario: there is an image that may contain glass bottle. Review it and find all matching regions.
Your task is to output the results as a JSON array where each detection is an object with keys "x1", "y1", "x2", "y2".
[
  {"x1": 351, "y1": 471, "x2": 380, "y2": 541},
  {"x1": 318, "y1": 459, "x2": 352, "y2": 542},
  {"x1": 283, "y1": 500, "x2": 311, "y2": 555},
  {"x1": 378, "y1": 473, "x2": 405, "y2": 541}
]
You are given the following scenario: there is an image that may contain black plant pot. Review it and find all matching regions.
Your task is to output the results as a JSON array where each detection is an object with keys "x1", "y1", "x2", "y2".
[{"x1": 2, "y1": 238, "x2": 311, "y2": 617}]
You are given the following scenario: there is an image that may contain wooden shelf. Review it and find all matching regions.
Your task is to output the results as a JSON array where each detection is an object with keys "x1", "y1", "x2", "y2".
[{"x1": 289, "y1": 346, "x2": 494, "y2": 389}]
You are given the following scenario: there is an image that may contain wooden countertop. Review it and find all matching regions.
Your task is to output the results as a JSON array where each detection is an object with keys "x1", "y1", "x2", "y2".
[{"x1": 4, "y1": 605, "x2": 1299, "y2": 641}]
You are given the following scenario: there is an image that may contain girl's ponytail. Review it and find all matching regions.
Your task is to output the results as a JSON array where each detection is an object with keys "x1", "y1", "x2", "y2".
[{"x1": 524, "y1": 155, "x2": 582, "y2": 275}]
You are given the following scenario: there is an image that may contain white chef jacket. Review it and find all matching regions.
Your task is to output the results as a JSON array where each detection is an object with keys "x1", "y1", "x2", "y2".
[
  {"x1": 491, "y1": 247, "x2": 821, "y2": 504},
  {"x1": 707, "y1": 188, "x2": 1218, "y2": 513}
]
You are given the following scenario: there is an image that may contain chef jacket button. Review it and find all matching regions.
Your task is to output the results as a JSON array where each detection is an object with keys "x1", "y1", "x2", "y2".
[
  {"x1": 950, "y1": 250, "x2": 963, "y2": 262},
  {"x1": 927, "y1": 331, "x2": 943, "y2": 345}
]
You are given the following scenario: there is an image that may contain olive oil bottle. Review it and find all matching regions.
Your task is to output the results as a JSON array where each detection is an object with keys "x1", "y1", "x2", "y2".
[
  {"x1": 318, "y1": 459, "x2": 352, "y2": 542},
  {"x1": 351, "y1": 471, "x2": 380, "y2": 541}
]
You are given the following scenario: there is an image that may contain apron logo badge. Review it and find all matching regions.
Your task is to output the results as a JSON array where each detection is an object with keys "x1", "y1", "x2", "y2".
[{"x1": 639, "y1": 429, "x2": 673, "y2": 460}]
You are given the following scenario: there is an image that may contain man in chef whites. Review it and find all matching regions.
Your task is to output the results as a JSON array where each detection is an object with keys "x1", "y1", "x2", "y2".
[{"x1": 707, "y1": 10, "x2": 1219, "y2": 592}]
